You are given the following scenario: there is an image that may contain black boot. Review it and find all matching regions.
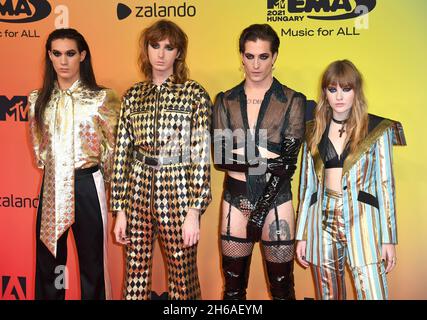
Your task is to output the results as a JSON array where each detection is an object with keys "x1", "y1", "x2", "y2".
[
  {"x1": 265, "y1": 260, "x2": 296, "y2": 300},
  {"x1": 222, "y1": 254, "x2": 252, "y2": 300}
]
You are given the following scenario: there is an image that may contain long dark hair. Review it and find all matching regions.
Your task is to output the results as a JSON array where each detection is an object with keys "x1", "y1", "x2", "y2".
[{"x1": 34, "y1": 28, "x2": 101, "y2": 133}]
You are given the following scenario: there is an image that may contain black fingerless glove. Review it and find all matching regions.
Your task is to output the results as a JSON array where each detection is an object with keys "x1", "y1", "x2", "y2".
[
  {"x1": 266, "y1": 137, "x2": 301, "y2": 178},
  {"x1": 246, "y1": 174, "x2": 282, "y2": 242}
]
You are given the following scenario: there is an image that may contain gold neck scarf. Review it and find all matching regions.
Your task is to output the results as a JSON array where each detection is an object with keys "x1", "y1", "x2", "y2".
[{"x1": 40, "y1": 80, "x2": 80, "y2": 257}]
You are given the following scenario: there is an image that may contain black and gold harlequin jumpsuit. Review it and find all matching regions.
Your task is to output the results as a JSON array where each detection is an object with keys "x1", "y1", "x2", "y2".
[{"x1": 111, "y1": 75, "x2": 212, "y2": 300}]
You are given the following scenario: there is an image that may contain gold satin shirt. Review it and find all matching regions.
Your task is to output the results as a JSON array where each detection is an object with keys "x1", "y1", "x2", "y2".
[
  {"x1": 28, "y1": 80, "x2": 120, "y2": 256},
  {"x1": 29, "y1": 81, "x2": 120, "y2": 179}
]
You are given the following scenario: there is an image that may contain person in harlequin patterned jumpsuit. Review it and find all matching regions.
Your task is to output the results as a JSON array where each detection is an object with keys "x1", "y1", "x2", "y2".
[{"x1": 111, "y1": 19, "x2": 212, "y2": 300}]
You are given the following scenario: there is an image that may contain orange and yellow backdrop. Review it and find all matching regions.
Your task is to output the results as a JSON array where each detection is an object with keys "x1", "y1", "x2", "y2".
[{"x1": 0, "y1": 0, "x2": 426, "y2": 299}]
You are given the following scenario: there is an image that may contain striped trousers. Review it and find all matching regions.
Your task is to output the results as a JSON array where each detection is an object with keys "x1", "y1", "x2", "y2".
[{"x1": 310, "y1": 188, "x2": 388, "y2": 300}]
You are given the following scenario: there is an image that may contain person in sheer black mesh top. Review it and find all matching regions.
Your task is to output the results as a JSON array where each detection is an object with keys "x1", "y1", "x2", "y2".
[{"x1": 212, "y1": 24, "x2": 306, "y2": 300}]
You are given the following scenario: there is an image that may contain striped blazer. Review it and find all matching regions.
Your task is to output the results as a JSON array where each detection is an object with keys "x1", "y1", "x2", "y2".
[{"x1": 295, "y1": 114, "x2": 406, "y2": 267}]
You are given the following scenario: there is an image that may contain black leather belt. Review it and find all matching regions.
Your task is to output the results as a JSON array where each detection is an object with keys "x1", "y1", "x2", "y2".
[{"x1": 135, "y1": 151, "x2": 185, "y2": 167}]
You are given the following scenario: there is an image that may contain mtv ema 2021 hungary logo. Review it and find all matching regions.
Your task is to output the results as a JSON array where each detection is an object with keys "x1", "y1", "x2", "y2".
[
  {"x1": 0, "y1": 0, "x2": 52, "y2": 23},
  {"x1": 267, "y1": 0, "x2": 376, "y2": 22},
  {"x1": 116, "y1": 2, "x2": 196, "y2": 20}
]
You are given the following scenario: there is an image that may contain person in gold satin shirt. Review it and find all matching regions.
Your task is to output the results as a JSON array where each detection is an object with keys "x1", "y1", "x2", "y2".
[
  {"x1": 111, "y1": 20, "x2": 212, "y2": 300},
  {"x1": 28, "y1": 28, "x2": 120, "y2": 300}
]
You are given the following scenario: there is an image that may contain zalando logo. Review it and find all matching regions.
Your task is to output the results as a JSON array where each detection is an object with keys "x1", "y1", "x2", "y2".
[
  {"x1": 117, "y1": 2, "x2": 196, "y2": 20},
  {"x1": 268, "y1": 0, "x2": 376, "y2": 20},
  {"x1": 0, "y1": 0, "x2": 52, "y2": 23}
]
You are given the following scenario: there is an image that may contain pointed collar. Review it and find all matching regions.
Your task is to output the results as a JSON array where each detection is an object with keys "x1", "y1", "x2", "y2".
[
  {"x1": 143, "y1": 74, "x2": 184, "y2": 96},
  {"x1": 158, "y1": 74, "x2": 177, "y2": 90},
  {"x1": 342, "y1": 117, "x2": 401, "y2": 175}
]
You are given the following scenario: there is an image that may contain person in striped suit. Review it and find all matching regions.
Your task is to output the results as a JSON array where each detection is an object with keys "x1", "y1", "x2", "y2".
[{"x1": 295, "y1": 60, "x2": 406, "y2": 300}]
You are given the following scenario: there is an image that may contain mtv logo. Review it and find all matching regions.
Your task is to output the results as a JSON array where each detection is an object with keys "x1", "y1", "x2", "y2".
[
  {"x1": 1, "y1": 276, "x2": 27, "y2": 300},
  {"x1": 267, "y1": 0, "x2": 286, "y2": 9},
  {"x1": 0, "y1": 96, "x2": 28, "y2": 122}
]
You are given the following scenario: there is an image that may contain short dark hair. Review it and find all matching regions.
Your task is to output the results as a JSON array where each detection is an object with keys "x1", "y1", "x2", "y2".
[{"x1": 239, "y1": 24, "x2": 280, "y2": 54}]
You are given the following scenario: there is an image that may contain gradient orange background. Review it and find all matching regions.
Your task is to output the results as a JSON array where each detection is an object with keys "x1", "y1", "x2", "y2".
[{"x1": 1, "y1": 0, "x2": 426, "y2": 300}]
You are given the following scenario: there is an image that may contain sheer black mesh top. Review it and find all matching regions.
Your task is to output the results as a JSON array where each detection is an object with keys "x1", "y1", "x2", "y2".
[
  {"x1": 318, "y1": 123, "x2": 350, "y2": 169},
  {"x1": 213, "y1": 78, "x2": 306, "y2": 158},
  {"x1": 212, "y1": 78, "x2": 306, "y2": 203}
]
